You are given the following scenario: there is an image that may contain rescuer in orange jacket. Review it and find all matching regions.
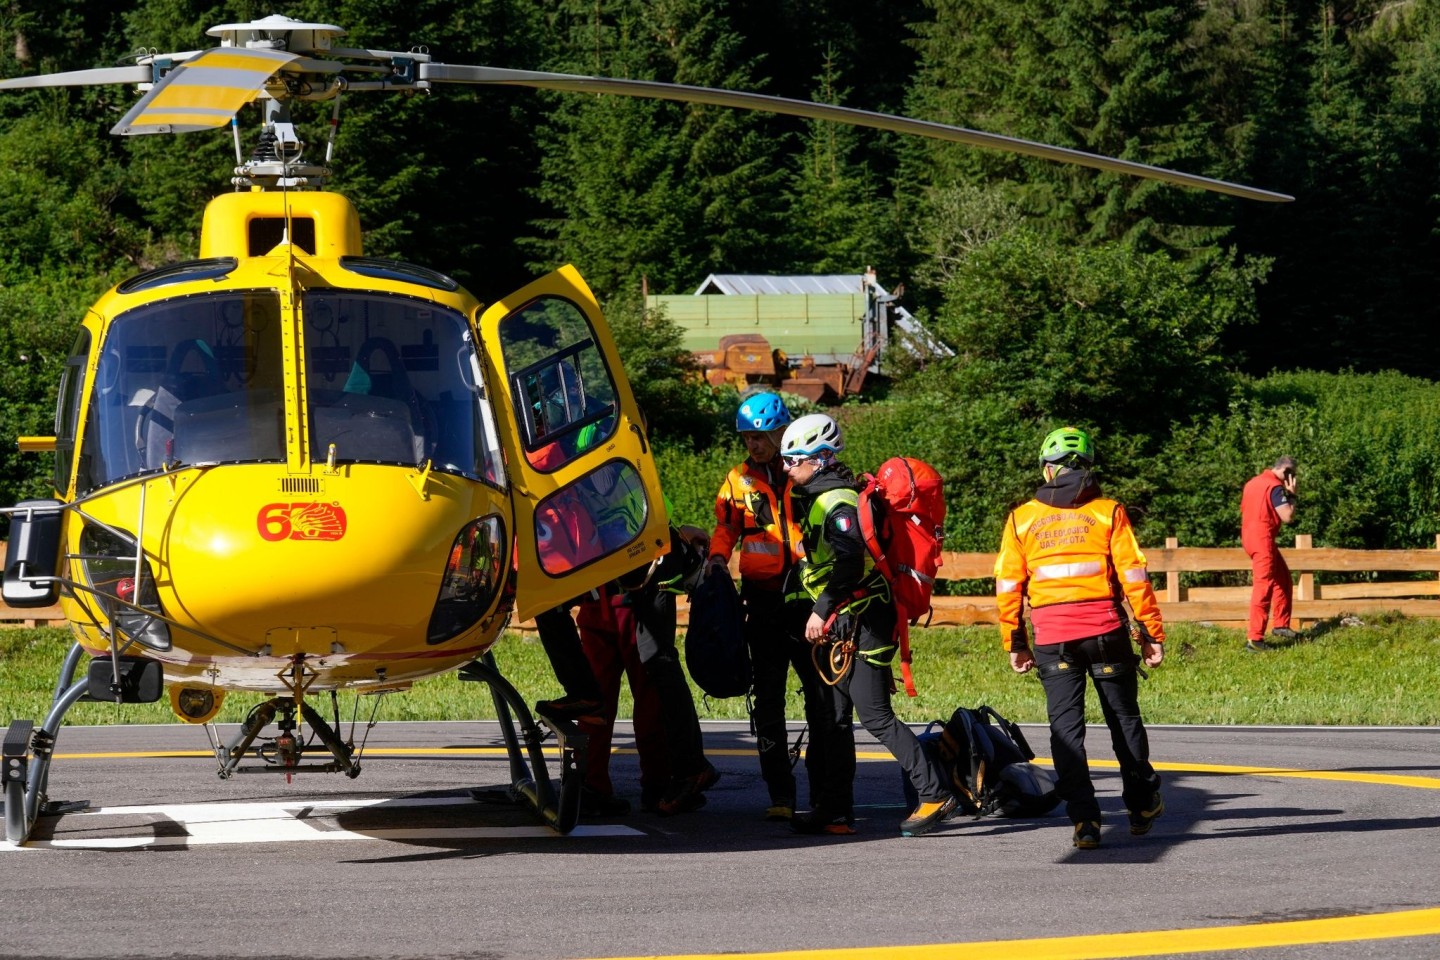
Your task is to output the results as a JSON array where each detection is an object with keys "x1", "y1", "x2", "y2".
[
  {"x1": 706, "y1": 391, "x2": 822, "y2": 820},
  {"x1": 1240, "y1": 456, "x2": 1299, "y2": 651},
  {"x1": 994, "y1": 426, "x2": 1165, "y2": 849}
]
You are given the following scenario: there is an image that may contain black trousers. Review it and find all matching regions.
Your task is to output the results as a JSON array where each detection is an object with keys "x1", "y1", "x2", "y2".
[
  {"x1": 811, "y1": 602, "x2": 947, "y2": 817},
  {"x1": 535, "y1": 604, "x2": 602, "y2": 702},
  {"x1": 631, "y1": 555, "x2": 707, "y2": 782},
  {"x1": 743, "y1": 586, "x2": 827, "y2": 806},
  {"x1": 1033, "y1": 630, "x2": 1160, "y2": 824}
]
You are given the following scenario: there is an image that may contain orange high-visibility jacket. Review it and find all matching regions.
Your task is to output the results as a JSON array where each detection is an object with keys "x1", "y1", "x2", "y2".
[
  {"x1": 710, "y1": 461, "x2": 805, "y2": 589},
  {"x1": 994, "y1": 496, "x2": 1165, "y2": 650}
]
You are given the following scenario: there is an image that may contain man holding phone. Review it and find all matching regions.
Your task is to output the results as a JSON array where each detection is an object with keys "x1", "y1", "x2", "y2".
[{"x1": 1240, "y1": 456, "x2": 1300, "y2": 651}]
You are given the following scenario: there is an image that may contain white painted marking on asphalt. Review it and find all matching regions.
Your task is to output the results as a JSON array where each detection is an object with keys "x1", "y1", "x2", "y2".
[{"x1": 0, "y1": 796, "x2": 642, "y2": 851}]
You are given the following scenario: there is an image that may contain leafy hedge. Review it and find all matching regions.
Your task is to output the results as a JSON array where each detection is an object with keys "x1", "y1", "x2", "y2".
[{"x1": 654, "y1": 368, "x2": 1440, "y2": 557}]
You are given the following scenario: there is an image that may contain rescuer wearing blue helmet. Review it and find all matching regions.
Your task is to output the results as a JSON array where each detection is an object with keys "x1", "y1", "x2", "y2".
[{"x1": 706, "y1": 391, "x2": 823, "y2": 821}]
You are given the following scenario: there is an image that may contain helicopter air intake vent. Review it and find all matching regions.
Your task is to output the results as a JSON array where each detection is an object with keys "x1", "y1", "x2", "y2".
[
  {"x1": 249, "y1": 217, "x2": 315, "y2": 256},
  {"x1": 280, "y1": 478, "x2": 323, "y2": 494}
]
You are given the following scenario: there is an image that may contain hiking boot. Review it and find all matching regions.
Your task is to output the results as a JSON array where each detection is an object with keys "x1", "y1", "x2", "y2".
[
  {"x1": 765, "y1": 803, "x2": 795, "y2": 822},
  {"x1": 534, "y1": 696, "x2": 605, "y2": 724},
  {"x1": 657, "y1": 761, "x2": 720, "y2": 816},
  {"x1": 640, "y1": 785, "x2": 666, "y2": 814},
  {"x1": 900, "y1": 795, "x2": 959, "y2": 837},
  {"x1": 1073, "y1": 820, "x2": 1102, "y2": 849},
  {"x1": 1128, "y1": 792, "x2": 1165, "y2": 836},
  {"x1": 790, "y1": 810, "x2": 856, "y2": 836},
  {"x1": 1244, "y1": 639, "x2": 1270, "y2": 653},
  {"x1": 1270, "y1": 627, "x2": 1300, "y2": 641},
  {"x1": 580, "y1": 788, "x2": 631, "y2": 818}
]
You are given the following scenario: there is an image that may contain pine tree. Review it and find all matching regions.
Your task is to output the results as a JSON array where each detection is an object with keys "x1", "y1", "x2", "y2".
[
  {"x1": 779, "y1": 48, "x2": 899, "y2": 273},
  {"x1": 526, "y1": 0, "x2": 787, "y2": 299},
  {"x1": 903, "y1": 0, "x2": 1241, "y2": 253}
]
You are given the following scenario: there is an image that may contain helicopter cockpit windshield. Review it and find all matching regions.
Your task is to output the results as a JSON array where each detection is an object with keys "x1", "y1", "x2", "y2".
[
  {"x1": 303, "y1": 292, "x2": 504, "y2": 482},
  {"x1": 79, "y1": 291, "x2": 286, "y2": 493},
  {"x1": 76, "y1": 289, "x2": 506, "y2": 493}
]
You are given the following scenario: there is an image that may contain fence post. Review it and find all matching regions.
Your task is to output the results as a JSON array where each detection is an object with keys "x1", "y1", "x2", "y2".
[
  {"x1": 1295, "y1": 533, "x2": 1315, "y2": 601},
  {"x1": 1163, "y1": 536, "x2": 1184, "y2": 603}
]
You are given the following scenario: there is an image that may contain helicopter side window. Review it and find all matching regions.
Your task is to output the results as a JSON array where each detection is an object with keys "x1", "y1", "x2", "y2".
[
  {"x1": 301, "y1": 292, "x2": 499, "y2": 483},
  {"x1": 53, "y1": 328, "x2": 90, "y2": 495},
  {"x1": 78, "y1": 291, "x2": 284, "y2": 493},
  {"x1": 497, "y1": 297, "x2": 619, "y2": 473}
]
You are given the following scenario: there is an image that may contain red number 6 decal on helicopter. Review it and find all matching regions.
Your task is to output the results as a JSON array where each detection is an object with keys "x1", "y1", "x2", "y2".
[{"x1": 257, "y1": 503, "x2": 348, "y2": 542}]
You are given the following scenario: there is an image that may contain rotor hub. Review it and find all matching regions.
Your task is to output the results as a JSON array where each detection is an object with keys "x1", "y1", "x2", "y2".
[{"x1": 206, "y1": 15, "x2": 345, "y2": 55}]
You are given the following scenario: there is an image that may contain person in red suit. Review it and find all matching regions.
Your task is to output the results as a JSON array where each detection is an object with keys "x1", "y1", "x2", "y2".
[{"x1": 1240, "y1": 456, "x2": 1299, "y2": 652}]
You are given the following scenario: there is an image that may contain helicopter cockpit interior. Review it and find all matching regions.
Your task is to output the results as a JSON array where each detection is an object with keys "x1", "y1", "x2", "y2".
[
  {"x1": 78, "y1": 290, "x2": 286, "y2": 492},
  {"x1": 303, "y1": 290, "x2": 503, "y2": 481}
]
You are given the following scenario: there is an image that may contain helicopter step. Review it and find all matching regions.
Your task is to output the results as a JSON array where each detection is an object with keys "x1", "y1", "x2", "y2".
[
  {"x1": 3, "y1": 719, "x2": 34, "y2": 843},
  {"x1": 458, "y1": 652, "x2": 588, "y2": 835}
]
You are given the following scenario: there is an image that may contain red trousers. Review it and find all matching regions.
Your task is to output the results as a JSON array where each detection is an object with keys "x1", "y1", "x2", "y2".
[
  {"x1": 1247, "y1": 544, "x2": 1292, "y2": 640},
  {"x1": 576, "y1": 591, "x2": 669, "y2": 798}
]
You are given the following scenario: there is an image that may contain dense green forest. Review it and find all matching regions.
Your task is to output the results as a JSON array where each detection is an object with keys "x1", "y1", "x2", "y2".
[{"x1": 1, "y1": 0, "x2": 1438, "y2": 554}]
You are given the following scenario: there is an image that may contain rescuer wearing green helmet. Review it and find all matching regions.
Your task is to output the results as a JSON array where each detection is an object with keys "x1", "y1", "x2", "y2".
[{"x1": 994, "y1": 426, "x2": 1166, "y2": 850}]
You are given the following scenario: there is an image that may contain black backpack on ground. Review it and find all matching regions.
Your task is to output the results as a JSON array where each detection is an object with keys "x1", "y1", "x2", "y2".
[
  {"x1": 906, "y1": 704, "x2": 1060, "y2": 818},
  {"x1": 683, "y1": 569, "x2": 751, "y2": 699}
]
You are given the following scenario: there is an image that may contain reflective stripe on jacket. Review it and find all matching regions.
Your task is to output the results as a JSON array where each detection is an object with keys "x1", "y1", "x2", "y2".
[
  {"x1": 710, "y1": 460, "x2": 804, "y2": 589},
  {"x1": 795, "y1": 487, "x2": 886, "y2": 617},
  {"x1": 994, "y1": 496, "x2": 1165, "y2": 650}
]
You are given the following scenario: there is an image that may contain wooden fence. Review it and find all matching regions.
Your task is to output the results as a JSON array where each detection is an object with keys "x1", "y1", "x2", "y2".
[{"x1": 7, "y1": 534, "x2": 1440, "y2": 631}]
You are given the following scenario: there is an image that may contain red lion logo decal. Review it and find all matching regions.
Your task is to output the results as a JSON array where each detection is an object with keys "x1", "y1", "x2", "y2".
[{"x1": 257, "y1": 503, "x2": 348, "y2": 542}]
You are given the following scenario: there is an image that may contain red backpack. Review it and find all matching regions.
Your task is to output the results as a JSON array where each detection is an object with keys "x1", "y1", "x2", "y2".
[{"x1": 857, "y1": 457, "x2": 946, "y2": 696}]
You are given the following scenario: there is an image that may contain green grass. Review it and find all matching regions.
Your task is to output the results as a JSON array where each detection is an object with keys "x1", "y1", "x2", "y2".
[{"x1": 2, "y1": 614, "x2": 1438, "y2": 727}]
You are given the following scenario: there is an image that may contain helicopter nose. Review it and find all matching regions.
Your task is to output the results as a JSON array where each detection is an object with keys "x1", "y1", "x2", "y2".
[{"x1": 159, "y1": 466, "x2": 495, "y2": 653}]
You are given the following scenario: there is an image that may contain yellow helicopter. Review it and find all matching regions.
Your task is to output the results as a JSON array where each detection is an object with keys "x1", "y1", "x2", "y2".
[{"x1": 0, "y1": 15, "x2": 1291, "y2": 846}]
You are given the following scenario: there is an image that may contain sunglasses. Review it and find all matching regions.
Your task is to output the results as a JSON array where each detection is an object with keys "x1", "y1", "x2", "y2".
[{"x1": 781, "y1": 454, "x2": 821, "y2": 468}]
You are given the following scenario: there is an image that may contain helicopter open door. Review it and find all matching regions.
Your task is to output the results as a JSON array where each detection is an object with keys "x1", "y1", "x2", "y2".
[{"x1": 478, "y1": 265, "x2": 669, "y2": 622}]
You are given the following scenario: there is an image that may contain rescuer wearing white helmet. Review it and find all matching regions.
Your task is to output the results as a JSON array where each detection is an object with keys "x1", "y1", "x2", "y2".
[{"x1": 779, "y1": 413, "x2": 957, "y2": 837}]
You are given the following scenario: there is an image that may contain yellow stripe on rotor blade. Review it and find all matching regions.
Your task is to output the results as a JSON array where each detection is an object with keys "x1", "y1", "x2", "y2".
[
  {"x1": 150, "y1": 82, "x2": 263, "y2": 111},
  {"x1": 111, "y1": 46, "x2": 301, "y2": 135}
]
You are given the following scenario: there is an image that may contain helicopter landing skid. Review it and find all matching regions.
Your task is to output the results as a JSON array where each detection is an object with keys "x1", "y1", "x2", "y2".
[
  {"x1": 457, "y1": 651, "x2": 588, "y2": 835},
  {"x1": 4, "y1": 642, "x2": 94, "y2": 844}
]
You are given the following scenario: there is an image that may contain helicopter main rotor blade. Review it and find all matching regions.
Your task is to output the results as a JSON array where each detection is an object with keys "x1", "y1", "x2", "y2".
[
  {"x1": 0, "y1": 65, "x2": 153, "y2": 90},
  {"x1": 421, "y1": 63, "x2": 1292, "y2": 203},
  {"x1": 111, "y1": 46, "x2": 301, "y2": 135}
]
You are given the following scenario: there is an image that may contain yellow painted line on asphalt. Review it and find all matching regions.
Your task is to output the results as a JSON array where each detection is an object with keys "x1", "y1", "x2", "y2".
[
  {"x1": 586, "y1": 906, "x2": 1440, "y2": 960},
  {"x1": 49, "y1": 749, "x2": 1440, "y2": 790},
  {"x1": 1149, "y1": 759, "x2": 1440, "y2": 790}
]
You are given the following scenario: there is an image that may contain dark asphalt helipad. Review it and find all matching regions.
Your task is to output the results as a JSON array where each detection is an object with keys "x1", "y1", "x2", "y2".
[{"x1": 2, "y1": 720, "x2": 1438, "y2": 960}]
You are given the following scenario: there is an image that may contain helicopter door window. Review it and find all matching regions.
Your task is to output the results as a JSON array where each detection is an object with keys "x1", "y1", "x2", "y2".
[
  {"x1": 302, "y1": 293, "x2": 495, "y2": 481},
  {"x1": 496, "y1": 297, "x2": 619, "y2": 472},
  {"x1": 534, "y1": 459, "x2": 649, "y2": 576}
]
